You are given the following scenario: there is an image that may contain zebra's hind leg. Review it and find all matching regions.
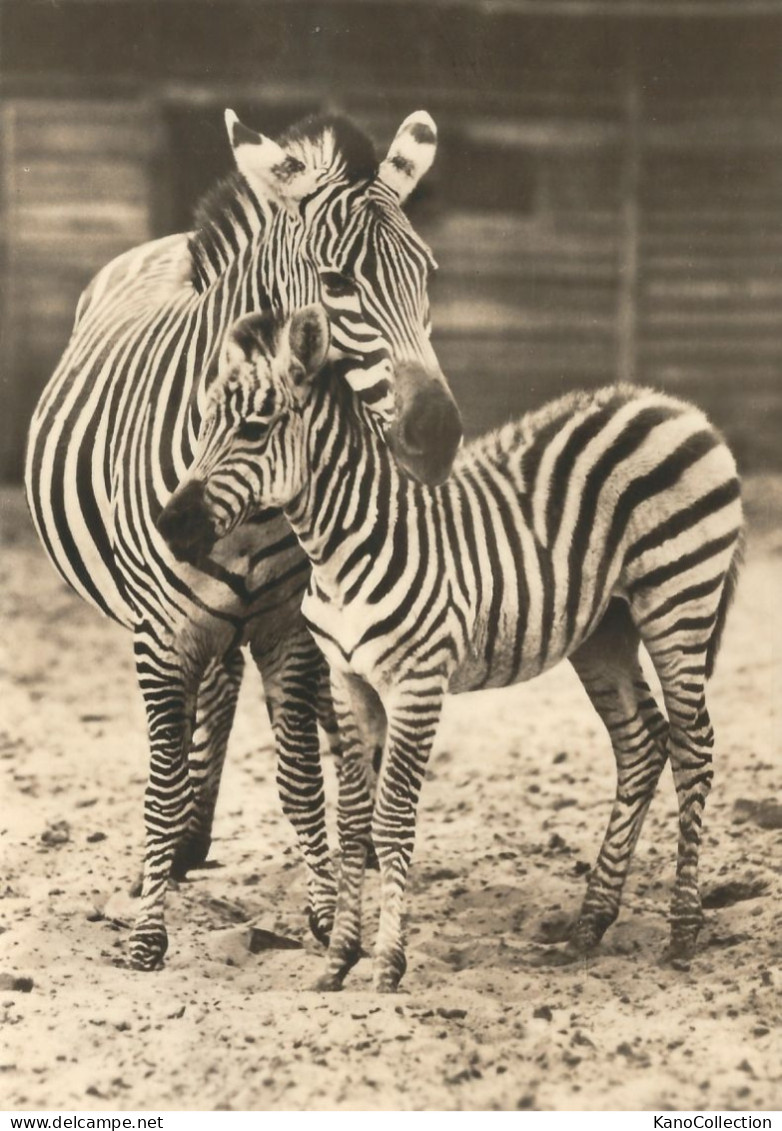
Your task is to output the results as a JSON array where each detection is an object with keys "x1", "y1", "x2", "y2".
[
  {"x1": 314, "y1": 671, "x2": 386, "y2": 992},
  {"x1": 171, "y1": 649, "x2": 245, "y2": 878},
  {"x1": 316, "y1": 666, "x2": 342, "y2": 772},
  {"x1": 129, "y1": 627, "x2": 203, "y2": 970},
  {"x1": 565, "y1": 599, "x2": 668, "y2": 956},
  {"x1": 252, "y1": 628, "x2": 336, "y2": 947}
]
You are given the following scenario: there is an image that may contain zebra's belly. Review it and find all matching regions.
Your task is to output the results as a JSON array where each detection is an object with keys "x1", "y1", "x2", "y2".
[
  {"x1": 448, "y1": 633, "x2": 554, "y2": 695},
  {"x1": 447, "y1": 606, "x2": 597, "y2": 696}
]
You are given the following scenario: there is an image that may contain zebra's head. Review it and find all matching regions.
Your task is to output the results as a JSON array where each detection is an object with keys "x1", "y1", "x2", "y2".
[
  {"x1": 225, "y1": 109, "x2": 462, "y2": 487},
  {"x1": 158, "y1": 307, "x2": 329, "y2": 564}
]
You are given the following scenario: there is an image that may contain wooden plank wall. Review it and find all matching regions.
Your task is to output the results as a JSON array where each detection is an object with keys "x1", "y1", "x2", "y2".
[
  {"x1": 638, "y1": 98, "x2": 782, "y2": 469},
  {"x1": 0, "y1": 99, "x2": 162, "y2": 480},
  {"x1": 1, "y1": 4, "x2": 780, "y2": 476},
  {"x1": 424, "y1": 85, "x2": 782, "y2": 471}
]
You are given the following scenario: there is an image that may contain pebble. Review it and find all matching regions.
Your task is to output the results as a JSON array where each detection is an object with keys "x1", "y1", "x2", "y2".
[
  {"x1": 437, "y1": 1007, "x2": 467, "y2": 1020},
  {"x1": 40, "y1": 820, "x2": 70, "y2": 847},
  {"x1": 0, "y1": 975, "x2": 34, "y2": 993}
]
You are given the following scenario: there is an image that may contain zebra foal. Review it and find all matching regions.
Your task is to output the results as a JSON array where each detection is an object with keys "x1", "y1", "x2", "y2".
[{"x1": 160, "y1": 305, "x2": 744, "y2": 992}]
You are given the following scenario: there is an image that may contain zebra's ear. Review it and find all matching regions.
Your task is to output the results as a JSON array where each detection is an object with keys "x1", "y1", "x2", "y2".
[
  {"x1": 378, "y1": 111, "x2": 437, "y2": 205},
  {"x1": 225, "y1": 109, "x2": 317, "y2": 210},
  {"x1": 287, "y1": 305, "x2": 330, "y2": 390}
]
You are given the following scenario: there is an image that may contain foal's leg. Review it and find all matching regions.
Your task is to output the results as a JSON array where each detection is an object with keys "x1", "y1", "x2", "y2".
[
  {"x1": 314, "y1": 671, "x2": 386, "y2": 991},
  {"x1": 371, "y1": 674, "x2": 446, "y2": 992},
  {"x1": 252, "y1": 626, "x2": 336, "y2": 946},
  {"x1": 639, "y1": 628, "x2": 717, "y2": 969},
  {"x1": 567, "y1": 599, "x2": 668, "y2": 954},
  {"x1": 172, "y1": 648, "x2": 245, "y2": 877},
  {"x1": 629, "y1": 547, "x2": 737, "y2": 968},
  {"x1": 129, "y1": 625, "x2": 204, "y2": 970}
]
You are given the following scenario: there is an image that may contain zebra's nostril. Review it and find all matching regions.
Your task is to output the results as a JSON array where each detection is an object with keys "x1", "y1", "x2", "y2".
[{"x1": 402, "y1": 415, "x2": 426, "y2": 455}]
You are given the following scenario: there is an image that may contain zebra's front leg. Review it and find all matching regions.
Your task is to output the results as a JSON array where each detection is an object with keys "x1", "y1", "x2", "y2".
[
  {"x1": 129, "y1": 630, "x2": 202, "y2": 970},
  {"x1": 172, "y1": 649, "x2": 245, "y2": 878},
  {"x1": 314, "y1": 672, "x2": 386, "y2": 991},
  {"x1": 252, "y1": 631, "x2": 336, "y2": 946},
  {"x1": 371, "y1": 674, "x2": 446, "y2": 993}
]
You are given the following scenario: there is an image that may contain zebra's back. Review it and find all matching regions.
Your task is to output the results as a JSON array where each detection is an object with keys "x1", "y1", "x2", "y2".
[
  {"x1": 445, "y1": 383, "x2": 742, "y2": 689},
  {"x1": 25, "y1": 236, "x2": 200, "y2": 626}
]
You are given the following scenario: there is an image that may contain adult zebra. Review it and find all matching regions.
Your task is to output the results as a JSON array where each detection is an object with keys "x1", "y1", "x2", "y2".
[
  {"x1": 161, "y1": 304, "x2": 744, "y2": 991},
  {"x1": 25, "y1": 110, "x2": 461, "y2": 971}
]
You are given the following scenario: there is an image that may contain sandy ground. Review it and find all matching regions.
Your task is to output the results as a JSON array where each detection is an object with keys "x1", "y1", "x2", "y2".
[{"x1": 1, "y1": 480, "x2": 780, "y2": 1112}]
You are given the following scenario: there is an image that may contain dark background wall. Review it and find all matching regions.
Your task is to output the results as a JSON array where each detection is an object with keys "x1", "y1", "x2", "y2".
[{"x1": 1, "y1": 0, "x2": 781, "y2": 480}]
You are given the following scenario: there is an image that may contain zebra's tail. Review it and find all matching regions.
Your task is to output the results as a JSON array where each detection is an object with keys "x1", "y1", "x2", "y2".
[{"x1": 705, "y1": 524, "x2": 745, "y2": 681}]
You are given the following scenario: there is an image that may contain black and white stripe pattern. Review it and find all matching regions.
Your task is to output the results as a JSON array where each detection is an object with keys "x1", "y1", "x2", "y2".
[
  {"x1": 164, "y1": 306, "x2": 744, "y2": 990},
  {"x1": 24, "y1": 111, "x2": 458, "y2": 972}
]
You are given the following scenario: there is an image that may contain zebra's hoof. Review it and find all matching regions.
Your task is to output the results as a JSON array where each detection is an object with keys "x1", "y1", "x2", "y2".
[
  {"x1": 129, "y1": 926, "x2": 168, "y2": 971},
  {"x1": 569, "y1": 910, "x2": 615, "y2": 952},
  {"x1": 171, "y1": 834, "x2": 212, "y2": 879},
  {"x1": 307, "y1": 906, "x2": 334, "y2": 947}
]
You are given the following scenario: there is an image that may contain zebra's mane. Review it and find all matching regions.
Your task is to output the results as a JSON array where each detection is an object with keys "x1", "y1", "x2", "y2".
[
  {"x1": 187, "y1": 115, "x2": 379, "y2": 293},
  {"x1": 187, "y1": 172, "x2": 264, "y2": 293}
]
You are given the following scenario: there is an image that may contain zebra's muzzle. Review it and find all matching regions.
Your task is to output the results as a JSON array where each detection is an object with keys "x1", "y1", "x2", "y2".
[
  {"x1": 391, "y1": 373, "x2": 463, "y2": 487},
  {"x1": 157, "y1": 479, "x2": 218, "y2": 565}
]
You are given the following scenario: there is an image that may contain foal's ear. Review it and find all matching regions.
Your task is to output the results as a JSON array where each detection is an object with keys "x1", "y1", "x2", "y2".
[
  {"x1": 287, "y1": 305, "x2": 330, "y2": 389},
  {"x1": 221, "y1": 311, "x2": 274, "y2": 372}
]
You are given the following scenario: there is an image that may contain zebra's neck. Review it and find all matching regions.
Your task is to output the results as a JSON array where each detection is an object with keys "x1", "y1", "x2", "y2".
[{"x1": 283, "y1": 376, "x2": 405, "y2": 598}]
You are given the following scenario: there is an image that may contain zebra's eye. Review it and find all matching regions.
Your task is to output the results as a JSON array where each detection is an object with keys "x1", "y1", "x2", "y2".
[
  {"x1": 237, "y1": 419, "x2": 268, "y2": 442},
  {"x1": 320, "y1": 270, "x2": 356, "y2": 298}
]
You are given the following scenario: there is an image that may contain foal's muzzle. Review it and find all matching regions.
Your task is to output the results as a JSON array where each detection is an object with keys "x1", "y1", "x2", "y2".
[{"x1": 157, "y1": 479, "x2": 218, "y2": 565}]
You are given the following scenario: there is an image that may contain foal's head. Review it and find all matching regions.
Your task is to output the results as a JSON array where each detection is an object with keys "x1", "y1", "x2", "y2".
[{"x1": 157, "y1": 306, "x2": 329, "y2": 564}]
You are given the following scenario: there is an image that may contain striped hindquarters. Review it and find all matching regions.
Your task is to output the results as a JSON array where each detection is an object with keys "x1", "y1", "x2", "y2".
[{"x1": 516, "y1": 386, "x2": 742, "y2": 670}]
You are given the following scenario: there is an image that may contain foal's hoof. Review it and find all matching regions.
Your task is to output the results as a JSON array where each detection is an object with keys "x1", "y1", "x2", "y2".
[
  {"x1": 129, "y1": 925, "x2": 168, "y2": 971},
  {"x1": 526, "y1": 945, "x2": 583, "y2": 969},
  {"x1": 373, "y1": 952, "x2": 406, "y2": 993},
  {"x1": 373, "y1": 972, "x2": 402, "y2": 993},
  {"x1": 660, "y1": 940, "x2": 696, "y2": 971}
]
